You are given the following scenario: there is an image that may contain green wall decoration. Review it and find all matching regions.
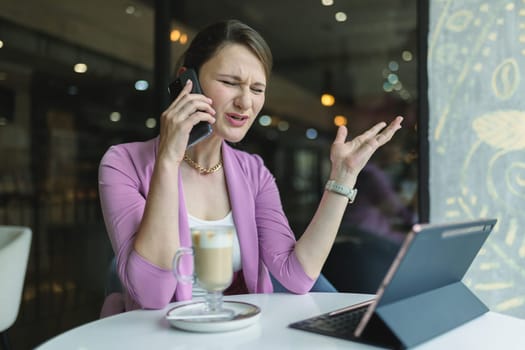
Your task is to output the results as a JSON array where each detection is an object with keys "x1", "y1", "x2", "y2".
[{"x1": 429, "y1": 0, "x2": 525, "y2": 318}]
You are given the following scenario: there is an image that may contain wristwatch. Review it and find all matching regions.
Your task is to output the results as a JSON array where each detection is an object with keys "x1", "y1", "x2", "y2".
[{"x1": 325, "y1": 180, "x2": 358, "y2": 203}]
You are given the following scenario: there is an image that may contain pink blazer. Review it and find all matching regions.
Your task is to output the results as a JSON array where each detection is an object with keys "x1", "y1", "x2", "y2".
[{"x1": 98, "y1": 137, "x2": 314, "y2": 310}]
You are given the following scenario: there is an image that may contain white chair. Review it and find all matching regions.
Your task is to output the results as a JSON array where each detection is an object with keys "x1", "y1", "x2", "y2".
[{"x1": 0, "y1": 226, "x2": 32, "y2": 350}]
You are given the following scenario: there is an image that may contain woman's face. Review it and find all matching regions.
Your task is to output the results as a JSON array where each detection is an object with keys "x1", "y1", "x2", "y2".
[{"x1": 198, "y1": 43, "x2": 267, "y2": 143}]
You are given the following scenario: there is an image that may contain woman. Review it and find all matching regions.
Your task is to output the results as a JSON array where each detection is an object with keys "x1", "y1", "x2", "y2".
[{"x1": 98, "y1": 19, "x2": 403, "y2": 315}]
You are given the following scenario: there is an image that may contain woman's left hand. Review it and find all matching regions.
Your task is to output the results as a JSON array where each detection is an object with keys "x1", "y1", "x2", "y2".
[{"x1": 329, "y1": 116, "x2": 403, "y2": 187}]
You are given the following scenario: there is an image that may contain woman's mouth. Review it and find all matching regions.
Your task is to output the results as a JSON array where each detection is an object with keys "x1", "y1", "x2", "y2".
[{"x1": 226, "y1": 113, "x2": 249, "y2": 127}]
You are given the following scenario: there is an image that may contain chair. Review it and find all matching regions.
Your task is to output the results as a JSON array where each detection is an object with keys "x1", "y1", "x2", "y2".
[
  {"x1": 0, "y1": 226, "x2": 32, "y2": 350},
  {"x1": 323, "y1": 227, "x2": 400, "y2": 293},
  {"x1": 271, "y1": 273, "x2": 337, "y2": 293}
]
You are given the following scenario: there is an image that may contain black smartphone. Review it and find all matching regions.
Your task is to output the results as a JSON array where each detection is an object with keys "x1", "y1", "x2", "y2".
[{"x1": 168, "y1": 68, "x2": 212, "y2": 148}]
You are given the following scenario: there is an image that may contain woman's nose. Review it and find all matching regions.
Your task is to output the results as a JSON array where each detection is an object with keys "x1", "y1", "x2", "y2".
[{"x1": 233, "y1": 88, "x2": 252, "y2": 111}]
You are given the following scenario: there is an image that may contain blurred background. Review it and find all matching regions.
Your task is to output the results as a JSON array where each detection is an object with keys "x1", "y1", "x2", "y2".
[{"x1": 0, "y1": 0, "x2": 420, "y2": 348}]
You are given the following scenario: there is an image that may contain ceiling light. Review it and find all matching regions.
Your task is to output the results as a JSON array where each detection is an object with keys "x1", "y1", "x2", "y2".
[
  {"x1": 321, "y1": 70, "x2": 336, "y2": 106},
  {"x1": 306, "y1": 128, "x2": 318, "y2": 140},
  {"x1": 180, "y1": 34, "x2": 188, "y2": 45},
  {"x1": 388, "y1": 61, "x2": 399, "y2": 71},
  {"x1": 135, "y1": 80, "x2": 149, "y2": 91},
  {"x1": 321, "y1": 0, "x2": 334, "y2": 6},
  {"x1": 73, "y1": 63, "x2": 88, "y2": 73},
  {"x1": 335, "y1": 12, "x2": 347, "y2": 22},
  {"x1": 400, "y1": 90, "x2": 411, "y2": 100},
  {"x1": 333, "y1": 115, "x2": 347, "y2": 126},
  {"x1": 145, "y1": 117, "x2": 157, "y2": 129},
  {"x1": 109, "y1": 112, "x2": 121, "y2": 122},
  {"x1": 402, "y1": 50, "x2": 413, "y2": 62},
  {"x1": 277, "y1": 121, "x2": 289, "y2": 131},
  {"x1": 170, "y1": 29, "x2": 181, "y2": 42},
  {"x1": 258, "y1": 115, "x2": 272, "y2": 126},
  {"x1": 0, "y1": 40, "x2": 4, "y2": 48},
  {"x1": 387, "y1": 73, "x2": 399, "y2": 84},
  {"x1": 125, "y1": 5, "x2": 142, "y2": 17},
  {"x1": 321, "y1": 93, "x2": 335, "y2": 107}
]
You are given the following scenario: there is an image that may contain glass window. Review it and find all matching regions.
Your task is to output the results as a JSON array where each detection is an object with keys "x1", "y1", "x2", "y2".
[{"x1": 0, "y1": 1, "x2": 418, "y2": 346}]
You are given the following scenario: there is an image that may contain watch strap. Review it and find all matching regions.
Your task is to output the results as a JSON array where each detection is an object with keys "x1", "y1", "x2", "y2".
[{"x1": 325, "y1": 180, "x2": 358, "y2": 203}]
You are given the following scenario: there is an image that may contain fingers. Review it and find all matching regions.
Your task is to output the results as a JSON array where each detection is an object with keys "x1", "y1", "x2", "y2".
[
  {"x1": 333, "y1": 125, "x2": 348, "y2": 145},
  {"x1": 375, "y1": 116, "x2": 403, "y2": 145},
  {"x1": 169, "y1": 79, "x2": 213, "y2": 115},
  {"x1": 171, "y1": 79, "x2": 194, "y2": 106},
  {"x1": 164, "y1": 84, "x2": 215, "y2": 123},
  {"x1": 355, "y1": 116, "x2": 403, "y2": 145},
  {"x1": 360, "y1": 121, "x2": 388, "y2": 141},
  {"x1": 157, "y1": 80, "x2": 216, "y2": 159},
  {"x1": 159, "y1": 90, "x2": 215, "y2": 152},
  {"x1": 175, "y1": 97, "x2": 215, "y2": 120}
]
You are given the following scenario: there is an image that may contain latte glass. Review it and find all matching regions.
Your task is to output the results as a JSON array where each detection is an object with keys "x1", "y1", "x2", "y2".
[{"x1": 173, "y1": 225, "x2": 234, "y2": 317}]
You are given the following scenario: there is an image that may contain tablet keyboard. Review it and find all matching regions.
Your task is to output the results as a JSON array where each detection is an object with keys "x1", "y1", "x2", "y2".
[{"x1": 289, "y1": 304, "x2": 369, "y2": 339}]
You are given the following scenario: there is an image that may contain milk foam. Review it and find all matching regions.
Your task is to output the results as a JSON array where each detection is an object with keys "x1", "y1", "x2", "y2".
[{"x1": 192, "y1": 226, "x2": 233, "y2": 249}]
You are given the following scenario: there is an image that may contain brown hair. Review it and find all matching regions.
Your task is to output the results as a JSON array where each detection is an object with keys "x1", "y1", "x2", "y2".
[{"x1": 175, "y1": 19, "x2": 273, "y2": 79}]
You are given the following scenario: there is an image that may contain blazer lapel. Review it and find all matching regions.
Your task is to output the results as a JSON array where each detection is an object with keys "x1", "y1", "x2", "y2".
[
  {"x1": 176, "y1": 170, "x2": 193, "y2": 301},
  {"x1": 222, "y1": 142, "x2": 259, "y2": 293}
]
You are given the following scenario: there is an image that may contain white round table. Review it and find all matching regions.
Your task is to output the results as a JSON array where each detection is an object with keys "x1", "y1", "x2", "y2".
[{"x1": 36, "y1": 292, "x2": 525, "y2": 350}]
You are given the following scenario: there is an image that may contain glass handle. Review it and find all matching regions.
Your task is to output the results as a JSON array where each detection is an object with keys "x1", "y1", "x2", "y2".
[{"x1": 172, "y1": 247, "x2": 194, "y2": 284}]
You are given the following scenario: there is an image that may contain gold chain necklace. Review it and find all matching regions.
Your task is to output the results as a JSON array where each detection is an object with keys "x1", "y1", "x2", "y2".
[{"x1": 183, "y1": 154, "x2": 223, "y2": 175}]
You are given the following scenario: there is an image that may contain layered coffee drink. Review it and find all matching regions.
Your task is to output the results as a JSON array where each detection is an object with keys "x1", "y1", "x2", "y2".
[
  {"x1": 173, "y1": 225, "x2": 235, "y2": 315},
  {"x1": 191, "y1": 227, "x2": 234, "y2": 292}
]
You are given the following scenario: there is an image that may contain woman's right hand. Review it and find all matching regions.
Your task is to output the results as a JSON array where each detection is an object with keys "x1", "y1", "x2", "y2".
[{"x1": 157, "y1": 79, "x2": 216, "y2": 164}]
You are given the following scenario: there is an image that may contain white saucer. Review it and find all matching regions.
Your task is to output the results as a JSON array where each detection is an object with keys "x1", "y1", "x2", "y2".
[{"x1": 166, "y1": 301, "x2": 261, "y2": 333}]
